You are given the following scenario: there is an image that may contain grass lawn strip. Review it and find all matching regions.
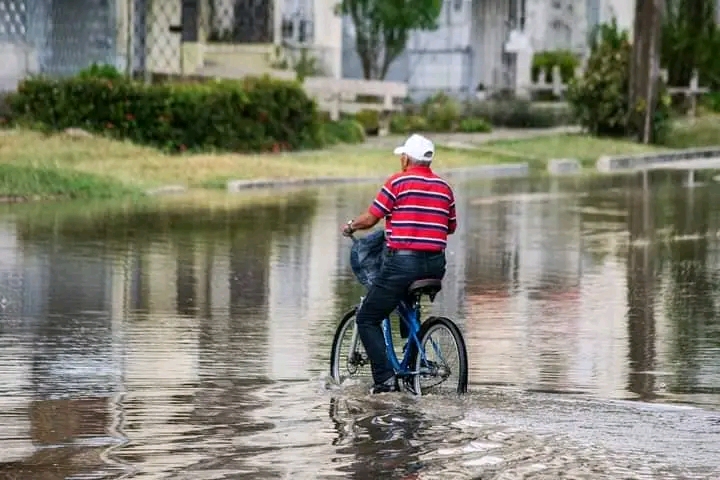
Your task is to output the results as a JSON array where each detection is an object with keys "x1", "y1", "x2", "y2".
[{"x1": 1, "y1": 122, "x2": 718, "y2": 199}]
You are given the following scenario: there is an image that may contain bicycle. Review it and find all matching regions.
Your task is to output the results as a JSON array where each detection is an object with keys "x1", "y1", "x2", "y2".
[{"x1": 329, "y1": 234, "x2": 469, "y2": 396}]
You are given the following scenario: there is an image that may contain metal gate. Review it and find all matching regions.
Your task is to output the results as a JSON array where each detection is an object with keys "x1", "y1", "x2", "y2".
[
  {"x1": 0, "y1": 0, "x2": 117, "y2": 80},
  {"x1": 209, "y1": 0, "x2": 273, "y2": 43}
]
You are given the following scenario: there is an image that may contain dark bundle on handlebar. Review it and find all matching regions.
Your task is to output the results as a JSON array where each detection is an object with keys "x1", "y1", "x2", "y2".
[{"x1": 348, "y1": 229, "x2": 385, "y2": 289}]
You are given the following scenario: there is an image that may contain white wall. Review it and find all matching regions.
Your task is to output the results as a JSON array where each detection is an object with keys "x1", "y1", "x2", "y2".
[
  {"x1": 312, "y1": 0, "x2": 342, "y2": 78},
  {"x1": 280, "y1": 0, "x2": 342, "y2": 78},
  {"x1": 470, "y1": 0, "x2": 510, "y2": 91},
  {"x1": 526, "y1": 0, "x2": 588, "y2": 53},
  {"x1": 0, "y1": 43, "x2": 37, "y2": 91},
  {"x1": 600, "y1": 0, "x2": 635, "y2": 34}
]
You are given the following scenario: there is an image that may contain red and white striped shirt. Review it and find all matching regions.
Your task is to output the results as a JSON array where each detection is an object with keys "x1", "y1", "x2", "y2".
[{"x1": 368, "y1": 165, "x2": 457, "y2": 251}]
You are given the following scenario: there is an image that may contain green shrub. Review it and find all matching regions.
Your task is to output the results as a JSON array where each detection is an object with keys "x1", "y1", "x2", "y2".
[
  {"x1": 390, "y1": 113, "x2": 424, "y2": 134},
  {"x1": 469, "y1": 100, "x2": 572, "y2": 128},
  {"x1": 0, "y1": 91, "x2": 12, "y2": 127},
  {"x1": 354, "y1": 109, "x2": 380, "y2": 135},
  {"x1": 389, "y1": 113, "x2": 409, "y2": 134},
  {"x1": 566, "y1": 22, "x2": 631, "y2": 137},
  {"x1": 458, "y1": 117, "x2": 492, "y2": 133},
  {"x1": 421, "y1": 92, "x2": 461, "y2": 131},
  {"x1": 76, "y1": 63, "x2": 125, "y2": 80},
  {"x1": 701, "y1": 92, "x2": 720, "y2": 112},
  {"x1": 567, "y1": 19, "x2": 671, "y2": 143},
  {"x1": 8, "y1": 74, "x2": 322, "y2": 153},
  {"x1": 532, "y1": 50, "x2": 580, "y2": 83},
  {"x1": 337, "y1": 119, "x2": 366, "y2": 143},
  {"x1": 531, "y1": 51, "x2": 581, "y2": 101},
  {"x1": 321, "y1": 119, "x2": 366, "y2": 145}
]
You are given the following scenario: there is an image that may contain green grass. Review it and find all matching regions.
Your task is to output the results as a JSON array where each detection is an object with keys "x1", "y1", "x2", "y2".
[
  {"x1": 0, "y1": 164, "x2": 140, "y2": 199},
  {"x1": 1, "y1": 129, "x2": 508, "y2": 190},
  {"x1": 661, "y1": 115, "x2": 720, "y2": 149},
  {"x1": 477, "y1": 133, "x2": 669, "y2": 168},
  {"x1": 2, "y1": 118, "x2": 720, "y2": 201}
]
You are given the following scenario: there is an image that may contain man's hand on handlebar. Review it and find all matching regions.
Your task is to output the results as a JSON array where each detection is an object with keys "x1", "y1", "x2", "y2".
[
  {"x1": 341, "y1": 220, "x2": 355, "y2": 237},
  {"x1": 341, "y1": 212, "x2": 381, "y2": 237}
]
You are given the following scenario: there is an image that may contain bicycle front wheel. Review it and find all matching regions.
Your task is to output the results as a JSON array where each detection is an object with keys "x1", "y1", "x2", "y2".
[
  {"x1": 410, "y1": 316, "x2": 468, "y2": 395},
  {"x1": 330, "y1": 306, "x2": 373, "y2": 386}
]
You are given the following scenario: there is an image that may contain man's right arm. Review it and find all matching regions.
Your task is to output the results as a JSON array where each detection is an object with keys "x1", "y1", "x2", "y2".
[
  {"x1": 344, "y1": 178, "x2": 395, "y2": 234},
  {"x1": 369, "y1": 179, "x2": 396, "y2": 219}
]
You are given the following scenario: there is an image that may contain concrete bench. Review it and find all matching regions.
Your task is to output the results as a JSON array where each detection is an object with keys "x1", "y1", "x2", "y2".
[
  {"x1": 303, "y1": 76, "x2": 408, "y2": 120},
  {"x1": 548, "y1": 158, "x2": 581, "y2": 175}
]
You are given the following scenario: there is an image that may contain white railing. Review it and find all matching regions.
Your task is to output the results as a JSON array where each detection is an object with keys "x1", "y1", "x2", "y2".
[
  {"x1": 302, "y1": 76, "x2": 407, "y2": 119},
  {"x1": 478, "y1": 65, "x2": 711, "y2": 118}
]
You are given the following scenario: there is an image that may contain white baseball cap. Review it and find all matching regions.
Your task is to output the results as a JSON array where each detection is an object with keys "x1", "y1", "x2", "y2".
[{"x1": 393, "y1": 134, "x2": 435, "y2": 162}]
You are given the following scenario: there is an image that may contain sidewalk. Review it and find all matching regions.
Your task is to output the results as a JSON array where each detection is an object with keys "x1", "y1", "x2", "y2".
[{"x1": 362, "y1": 126, "x2": 582, "y2": 150}]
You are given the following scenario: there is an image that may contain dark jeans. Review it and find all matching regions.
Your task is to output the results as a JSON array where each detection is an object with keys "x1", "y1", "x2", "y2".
[{"x1": 355, "y1": 250, "x2": 446, "y2": 385}]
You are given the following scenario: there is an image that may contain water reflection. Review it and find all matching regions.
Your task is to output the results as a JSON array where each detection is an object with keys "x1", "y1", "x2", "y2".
[{"x1": 0, "y1": 176, "x2": 718, "y2": 478}]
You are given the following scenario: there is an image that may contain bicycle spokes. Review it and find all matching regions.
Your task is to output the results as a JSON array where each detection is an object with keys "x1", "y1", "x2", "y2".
[{"x1": 418, "y1": 326, "x2": 461, "y2": 388}]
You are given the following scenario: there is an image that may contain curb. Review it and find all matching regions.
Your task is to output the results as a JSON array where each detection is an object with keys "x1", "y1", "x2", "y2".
[
  {"x1": 145, "y1": 185, "x2": 188, "y2": 196},
  {"x1": 226, "y1": 163, "x2": 529, "y2": 193},
  {"x1": 597, "y1": 147, "x2": 720, "y2": 173}
]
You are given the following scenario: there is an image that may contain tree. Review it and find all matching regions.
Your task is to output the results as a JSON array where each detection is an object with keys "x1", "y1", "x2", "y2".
[
  {"x1": 629, "y1": 0, "x2": 665, "y2": 144},
  {"x1": 567, "y1": 18, "x2": 671, "y2": 144},
  {"x1": 661, "y1": 0, "x2": 719, "y2": 88},
  {"x1": 341, "y1": 0, "x2": 443, "y2": 80}
]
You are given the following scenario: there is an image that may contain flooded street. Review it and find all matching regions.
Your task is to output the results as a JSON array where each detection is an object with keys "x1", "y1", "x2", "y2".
[{"x1": 0, "y1": 174, "x2": 719, "y2": 479}]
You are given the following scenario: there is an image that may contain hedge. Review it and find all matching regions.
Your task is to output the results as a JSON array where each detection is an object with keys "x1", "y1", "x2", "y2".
[
  {"x1": 531, "y1": 50, "x2": 580, "y2": 83},
  {"x1": 320, "y1": 119, "x2": 366, "y2": 145},
  {"x1": 469, "y1": 99, "x2": 573, "y2": 128},
  {"x1": 389, "y1": 112, "x2": 492, "y2": 134},
  {"x1": 389, "y1": 93, "x2": 492, "y2": 134},
  {"x1": 7, "y1": 73, "x2": 323, "y2": 153}
]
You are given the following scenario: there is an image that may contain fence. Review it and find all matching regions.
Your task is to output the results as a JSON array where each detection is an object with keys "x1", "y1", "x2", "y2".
[
  {"x1": 0, "y1": 0, "x2": 277, "y2": 84},
  {"x1": 5, "y1": 0, "x2": 705, "y2": 119},
  {"x1": 661, "y1": 70, "x2": 709, "y2": 117},
  {"x1": 479, "y1": 64, "x2": 711, "y2": 118},
  {"x1": 0, "y1": 0, "x2": 408, "y2": 118},
  {"x1": 0, "y1": 0, "x2": 118, "y2": 89}
]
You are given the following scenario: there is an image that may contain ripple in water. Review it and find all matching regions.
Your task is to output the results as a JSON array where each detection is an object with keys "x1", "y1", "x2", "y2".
[{"x1": 0, "y1": 176, "x2": 719, "y2": 478}]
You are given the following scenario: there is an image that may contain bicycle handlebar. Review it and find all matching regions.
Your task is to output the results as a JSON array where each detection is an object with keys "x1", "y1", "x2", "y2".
[{"x1": 343, "y1": 220, "x2": 358, "y2": 243}]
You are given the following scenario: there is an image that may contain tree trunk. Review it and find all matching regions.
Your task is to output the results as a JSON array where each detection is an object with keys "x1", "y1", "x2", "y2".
[{"x1": 630, "y1": 0, "x2": 665, "y2": 144}]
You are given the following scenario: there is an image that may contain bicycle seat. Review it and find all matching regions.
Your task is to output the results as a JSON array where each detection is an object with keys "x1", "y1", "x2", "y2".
[{"x1": 408, "y1": 278, "x2": 442, "y2": 302}]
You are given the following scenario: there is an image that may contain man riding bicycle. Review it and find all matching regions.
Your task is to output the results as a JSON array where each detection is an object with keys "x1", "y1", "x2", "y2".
[{"x1": 341, "y1": 133, "x2": 457, "y2": 394}]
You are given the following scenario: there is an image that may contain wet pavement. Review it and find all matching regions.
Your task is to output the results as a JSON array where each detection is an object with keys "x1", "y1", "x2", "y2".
[{"x1": 0, "y1": 172, "x2": 719, "y2": 479}]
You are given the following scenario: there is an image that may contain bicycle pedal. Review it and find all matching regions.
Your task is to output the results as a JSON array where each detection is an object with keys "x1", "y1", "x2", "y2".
[{"x1": 402, "y1": 377, "x2": 419, "y2": 396}]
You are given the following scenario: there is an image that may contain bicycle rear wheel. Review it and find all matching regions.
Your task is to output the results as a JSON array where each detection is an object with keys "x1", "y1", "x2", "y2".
[
  {"x1": 410, "y1": 316, "x2": 468, "y2": 395},
  {"x1": 330, "y1": 306, "x2": 373, "y2": 386}
]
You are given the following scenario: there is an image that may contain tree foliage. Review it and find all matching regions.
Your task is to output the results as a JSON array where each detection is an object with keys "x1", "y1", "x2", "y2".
[
  {"x1": 661, "y1": 0, "x2": 720, "y2": 88},
  {"x1": 568, "y1": 21, "x2": 633, "y2": 137},
  {"x1": 341, "y1": 0, "x2": 443, "y2": 79},
  {"x1": 568, "y1": 19, "x2": 671, "y2": 143}
]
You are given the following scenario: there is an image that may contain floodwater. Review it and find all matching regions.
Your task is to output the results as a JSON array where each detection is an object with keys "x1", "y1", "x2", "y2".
[{"x1": 0, "y1": 173, "x2": 719, "y2": 480}]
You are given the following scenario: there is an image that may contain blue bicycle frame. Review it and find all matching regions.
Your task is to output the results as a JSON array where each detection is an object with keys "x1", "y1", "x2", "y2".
[{"x1": 376, "y1": 298, "x2": 429, "y2": 376}]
